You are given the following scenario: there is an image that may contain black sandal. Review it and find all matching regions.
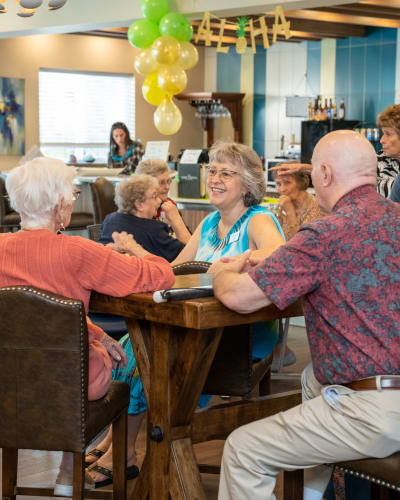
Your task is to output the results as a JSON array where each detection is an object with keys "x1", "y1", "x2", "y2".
[{"x1": 84, "y1": 448, "x2": 105, "y2": 468}]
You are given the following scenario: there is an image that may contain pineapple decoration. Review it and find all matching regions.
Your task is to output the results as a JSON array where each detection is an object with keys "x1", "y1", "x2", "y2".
[{"x1": 236, "y1": 17, "x2": 248, "y2": 54}]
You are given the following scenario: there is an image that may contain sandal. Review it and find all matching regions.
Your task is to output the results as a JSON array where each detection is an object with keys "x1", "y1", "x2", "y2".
[
  {"x1": 84, "y1": 448, "x2": 105, "y2": 467},
  {"x1": 89, "y1": 464, "x2": 140, "y2": 488}
]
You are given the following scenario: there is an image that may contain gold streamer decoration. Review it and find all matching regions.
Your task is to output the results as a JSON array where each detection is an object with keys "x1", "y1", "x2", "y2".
[{"x1": 195, "y1": 5, "x2": 292, "y2": 55}]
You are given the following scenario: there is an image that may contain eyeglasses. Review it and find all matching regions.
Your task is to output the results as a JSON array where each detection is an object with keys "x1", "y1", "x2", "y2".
[
  {"x1": 205, "y1": 165, "x2": 241, "y2": 182},
  {"x1": 72, "y1": 189, "x2": 80, "y2": 201},
  {"x1": 146, "y1": 192, "x2": 160, "y2": 200},
  {"x1": 159, "y1": 178, "x2": 173, "y2": 187}
]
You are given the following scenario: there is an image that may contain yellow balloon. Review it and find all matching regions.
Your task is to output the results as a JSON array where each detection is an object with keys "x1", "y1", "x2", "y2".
[
  {"x1": 154, "y1": 98, "x2": 182, "y2": 135},
  {"x1": 178, "y1": 42, "x2": 199, "y2": 70},
  {"x1": 134, "y1": 48, "x2": 159, "y2": 75},
  {"x1": 142, "y1": 71, "x2": 167, "y2": 106},
  {"x1": 158, "y1": 64, "x2": 187, "y2": 96},
  {"x1": 151, "y1": 35, "x2": 181, "y2": 65}
]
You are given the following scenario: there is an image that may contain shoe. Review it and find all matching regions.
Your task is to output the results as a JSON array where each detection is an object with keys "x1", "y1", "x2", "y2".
[
  {"x1": 54, "y1": 468, "x2": 94, "y2": 497},
  {"x1": 271, "y1": 349, "x2": 297, "y2": 373},
  {"x1": 84, "y1": 448, "x2": 105, "y2": 467},
  {"x1": 89, "y1": 464, "x2": 140, "y2": 488}
]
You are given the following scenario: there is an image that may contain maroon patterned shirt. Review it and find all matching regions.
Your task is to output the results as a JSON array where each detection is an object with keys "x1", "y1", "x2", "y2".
[{"x1": 249, "y1": 185, "x2": 400, "y2": 385}]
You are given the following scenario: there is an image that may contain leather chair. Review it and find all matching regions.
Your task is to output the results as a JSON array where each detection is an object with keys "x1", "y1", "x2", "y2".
[
  {"x1": 172, "y1": 261, "x2": 273, "y2": 398},
  {"x1": 89, "y1": 177, "x2": 117, "y2": 224},
  {"x1": 0, "y1": 285, "x2": 130, "y2": 499},
  {"x1": 68, "y1": 211, "x2": 94, "y2": 230},
  {"x1": 282, "y1": 441, "x2": 400, "y2": 499},
  {"x1": 0, "y1": 176, "x2": 20, "y2": 232},
  {"x1": 87, "y1": 223, "x2": 102, "y2": 242}
]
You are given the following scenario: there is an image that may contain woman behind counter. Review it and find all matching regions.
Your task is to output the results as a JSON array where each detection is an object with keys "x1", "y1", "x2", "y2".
[
  {"x1": 2, "y1": 157, "x2": 174, "y2": 495},
  {"x1": 108, "y1": 121, "x2": 144, "y2": 174}
]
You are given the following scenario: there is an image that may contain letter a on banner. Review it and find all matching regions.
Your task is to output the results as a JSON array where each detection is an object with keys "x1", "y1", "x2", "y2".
[
  {"x1": 272, "y1": 6, "x2": 291, "y2": 43},
  {"x1": 195, "y1": 11, "x2": 212, "y2": 46},
  {"x1": 249, "y1": 16, "x2": 269, "y2": 54},
  {"x1": 216, "y1": 18, "x2": 229, "y2": 53}
]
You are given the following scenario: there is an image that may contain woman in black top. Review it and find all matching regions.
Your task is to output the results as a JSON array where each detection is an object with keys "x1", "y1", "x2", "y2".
[
  {"x1": 98, "y1": 174, "x2": 184, "y2": 262},
  {"x1": 107, "y1": 122, "x2": 144, "y2": 175}
]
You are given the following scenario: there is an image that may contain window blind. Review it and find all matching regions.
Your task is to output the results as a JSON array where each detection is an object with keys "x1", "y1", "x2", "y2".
[{"x1": 39, "y1": 69, "x2": 135, "y2": 159}]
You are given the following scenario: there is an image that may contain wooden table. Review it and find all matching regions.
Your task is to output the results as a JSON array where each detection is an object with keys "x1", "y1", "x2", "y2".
[{"x1": 90, "y1": 274, "x2": 304, "y2": 500}]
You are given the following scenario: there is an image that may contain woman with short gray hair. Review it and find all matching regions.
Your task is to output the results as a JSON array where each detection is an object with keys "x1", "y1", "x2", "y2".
[
  {"x1": 136, "y1": 158, "x2": 191, "y2": 243},
  {"x1": 98, "y1": 174, "x2": 185, "y2": 262}
]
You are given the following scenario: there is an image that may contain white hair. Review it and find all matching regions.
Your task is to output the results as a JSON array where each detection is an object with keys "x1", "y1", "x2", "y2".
[{"x1": 6, "y1": 157, "x2": 75, "y2": 228}]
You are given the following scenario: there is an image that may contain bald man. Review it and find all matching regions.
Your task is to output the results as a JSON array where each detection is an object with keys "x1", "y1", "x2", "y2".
[{"x1": 213, "y1": 131, "x2": 400, "y2": 500}]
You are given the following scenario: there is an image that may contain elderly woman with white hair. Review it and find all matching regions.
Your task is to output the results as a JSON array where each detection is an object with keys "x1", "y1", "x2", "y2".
[
  {"x1": 98, "y1": 174, "x2": 185, "y2": 262},
  {"x1": 0, "y1": 157, "x2": 174, "y2": 495},
  {"x1": 136, "y1": 158, "x2": 191, "y2": 244}
]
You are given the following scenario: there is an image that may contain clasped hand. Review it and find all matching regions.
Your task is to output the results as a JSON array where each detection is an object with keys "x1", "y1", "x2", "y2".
[
  {"x1": 100, "y1": 332, "x2": 128, "y2": 369},
  {"x1": 208, "y1": 249, "x2": 261, "y2": 275}
]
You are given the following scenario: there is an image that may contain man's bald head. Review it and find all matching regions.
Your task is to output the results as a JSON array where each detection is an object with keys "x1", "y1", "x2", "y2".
[{"x1": 311, "y1": 130, "x2": 377, "y2": 211}]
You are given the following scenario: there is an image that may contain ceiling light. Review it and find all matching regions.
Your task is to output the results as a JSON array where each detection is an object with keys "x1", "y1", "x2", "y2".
[{"x1": 0, "y1": 0, "x2": 68, "y2": 16}]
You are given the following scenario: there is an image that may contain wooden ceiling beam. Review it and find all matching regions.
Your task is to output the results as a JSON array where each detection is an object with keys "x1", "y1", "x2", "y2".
[
  {"x1": 315, "y1": 5, "x2": 400, "y2": 20},
  {"x1": 360, "y1": 0, "x2": 400, "y2": 7},
  {"x1": 279, "y1": 9, "x2": 400, "y2": 28},
  {"x1": 191, "y1": 19, "x2": 357, "y2": 39}
]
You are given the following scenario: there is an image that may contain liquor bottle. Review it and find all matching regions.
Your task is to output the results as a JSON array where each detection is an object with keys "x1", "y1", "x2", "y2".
[
  {"x1": 327, "y1": 98, "x2": 333, "y2": 120},
  {"x1": 332, "y1": 100, "x2": 337, "y2": 119},
  {"x1": 314, "y1": 97, "x2": 320, "y2": 121},
  {"x1": 308, "y1": 100, "x2": 313, "y2": 120},
  {"x1": 339, "y1": 98, "x2": 345, "y2": 120},
  {"x1": 322, "y1": 98, "x2": 328, "y2": 120}
]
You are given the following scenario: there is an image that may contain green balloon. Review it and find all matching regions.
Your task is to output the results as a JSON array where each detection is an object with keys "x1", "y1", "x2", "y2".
[
  {"x1": 159, "y1": 12, "x2": 192, "y2": 41},
  {"x1": 127, "y1": 19, "x2": 160, "y2": 49},
  {"x1": 140, "y1": 0, "x2": 169, "y2": 23},
  {"x1": 182, "y1": 22, "x2": 193, "y2": 42}
]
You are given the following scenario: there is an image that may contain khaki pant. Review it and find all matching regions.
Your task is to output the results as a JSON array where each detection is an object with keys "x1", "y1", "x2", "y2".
[{"x1": 218, "y1": 364, "x2": 400, "y2": 500}]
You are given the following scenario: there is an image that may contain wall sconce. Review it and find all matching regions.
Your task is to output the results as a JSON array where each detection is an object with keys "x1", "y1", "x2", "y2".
[{"x1": 0, "y1": 0, "x2": 68, "y2": 17}]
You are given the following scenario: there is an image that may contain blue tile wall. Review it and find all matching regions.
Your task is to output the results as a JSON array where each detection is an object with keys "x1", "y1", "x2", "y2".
[
  {"x1": 335, "y1": 28, "x2": 397, "y2": 125},
  {"x1": 216, "y1": 45, "x2": 241, "y2": 93},
  {"x1": 253, "y1": 45, "x2": 266, "y2": 157},
  {"x1": 307, "y1": 41, "x2": 321, "y2": 96}
]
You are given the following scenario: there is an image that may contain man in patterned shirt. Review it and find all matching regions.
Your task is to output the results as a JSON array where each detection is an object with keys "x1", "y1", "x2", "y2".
[{"x1": 212, "y1": 130, "x2": 400, "y2": 500}]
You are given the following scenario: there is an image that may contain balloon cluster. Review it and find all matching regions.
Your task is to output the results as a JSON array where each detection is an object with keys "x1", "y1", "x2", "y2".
[{"x1": 128, "y1": 0, "x2": 199, "y2": 135}]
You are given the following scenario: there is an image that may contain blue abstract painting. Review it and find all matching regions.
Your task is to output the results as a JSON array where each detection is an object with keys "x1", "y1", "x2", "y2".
[{"x1": 0, "y1": 77, "x2": 25, "y2": 155}]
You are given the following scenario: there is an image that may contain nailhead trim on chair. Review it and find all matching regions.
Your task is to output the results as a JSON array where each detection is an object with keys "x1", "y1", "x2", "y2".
[
  {"x1": 172, "y1": 261, "x2": 211, "y2": 272},
  {"x1": 0, "y1": 285, "x2": 87, "y2": 449},
  {"x1": 336, "y1": 466, "x2": 400, "y2": 492}
]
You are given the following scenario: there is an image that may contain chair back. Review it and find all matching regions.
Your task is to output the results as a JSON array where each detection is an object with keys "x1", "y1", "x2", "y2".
[
  {"x1": 87, "y1": 223, "x2": 102, "y2": 242},
  {"x1": 89, "y1": 177, "x2": 117, "y2": 224},
  {"x1": 0, "y1": 177, "x2": 20, "y2": 230},
  {"x1": 0, "y1": 286, "x2": 89, "y2": 452},
  {"x1": 172, "y1": 261, "x2": 260, "y2": 397}
]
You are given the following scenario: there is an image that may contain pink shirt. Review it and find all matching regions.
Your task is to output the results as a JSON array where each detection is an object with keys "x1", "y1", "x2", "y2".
[{"x1": 0, "y1": 230, "x2": 175, "y2": 399}]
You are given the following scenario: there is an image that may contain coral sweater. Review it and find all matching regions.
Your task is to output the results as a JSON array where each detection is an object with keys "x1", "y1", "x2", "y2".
[{"x1": 0, "y1": 230, "x2": 175, "y2": 399}]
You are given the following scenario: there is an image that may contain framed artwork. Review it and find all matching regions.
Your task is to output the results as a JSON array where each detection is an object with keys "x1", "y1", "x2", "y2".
[{"x1": 0, "y1": 77, "x2": 25, "y2": 155}]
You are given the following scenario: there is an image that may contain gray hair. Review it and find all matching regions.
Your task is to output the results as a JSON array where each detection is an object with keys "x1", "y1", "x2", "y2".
[
  {"x1": 115, "y1": 174, "x2": 158, "y2": 213},
  {"x1": 136, "y1": 158, "x2": 169, "y2": 178},
  {"x1": 6, "y1": 157, "x2": 75, "y2": 227},
  {"x1": 209, "y1": 141, "x2": 266, "y2": 206}
]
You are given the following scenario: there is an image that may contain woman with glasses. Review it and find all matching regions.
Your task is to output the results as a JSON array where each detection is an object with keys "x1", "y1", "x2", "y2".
[
  {"x1": 172, "y1": 142, "x2": 285, "y2": 405},
  {"x1": 107, "y1": 121, "x2": 144, "y2": 175},
  {"x1": 136, "y1": 158, "x2": 191, "y2": 244},
  {"x1": 98, "y1": 174, "x2": 185, "y2": 262},
  {"x1": 0, "y1": 157, "x2": 175, "y2": 495}
]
